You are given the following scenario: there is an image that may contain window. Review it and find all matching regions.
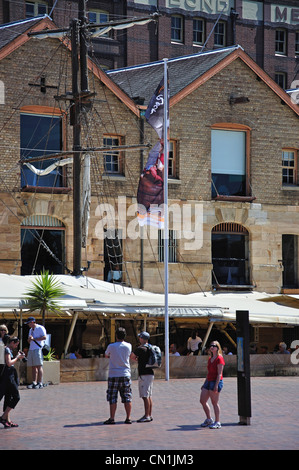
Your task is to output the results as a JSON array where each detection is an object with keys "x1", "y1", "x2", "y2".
[
  {"x1": 296, "y1": 32, "x2": 299, "y2": 55},
  {"x1": 171, "y1": 15, "x2": 183, "y2": 43},
  {"x1": 275, "y1": 29, "x2": 287, "y2": 55},
  {"x1": 193, "y1": 18, "x2": 205, "y2": 45},
  {"x1": 212, "y1": 223, "x2": 249, "y2": 287},
  {"x1": 158, "y1": 230, "x2": 177, "y2": 263},
  {"x1": 282, "y1": 235, "x2": 298, "y2": 288},
  {"x1": 214, "y1": 21, "x2": 226, "y2": 47},
  {"x1": 103, "y1": 135, "x2": 124, "y2": 174},
  {"x1": 88, "y1": 10, "x2": 109, "y2": 24},
  {"x1": 275, "y1": 72, "x2": 287, "y2": 89},
  {"x1": 25, "y1": 1, "x2": 47, "y2": 17},
  {"x1": 211, "y1": 125, "x2": 250, "y2": 199},
  {"x1": 282, "y1": 149, "x2": 297, "y2": 185},
  {"x1": 169, "y1": 140, "x2": 177, "y2": 178},
  {"x1": 88, "y1": 9, "x2": 109, "y2": 36},
  {"x1": 20, "y1": 111, "x2": 64, "y2": 189},
  {"x1": 21, "y1": 215, "x2": 65, "y2": 275}
]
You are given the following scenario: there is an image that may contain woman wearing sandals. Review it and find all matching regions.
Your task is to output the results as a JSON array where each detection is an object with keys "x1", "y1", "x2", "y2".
[
  {"x1": 200, "y1": 341, "x2": 225, "y2": 429},
  {"x1": 0, "y1": 336, "x2": 25, "y2": 428}
]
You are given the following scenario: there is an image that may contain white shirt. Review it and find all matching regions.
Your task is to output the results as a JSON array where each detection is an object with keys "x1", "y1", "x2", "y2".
[
  {"x1": 187, "y1": 336, "x2": 202, "y2": 352},
  {"x1": 105, "y1": 341, "x2": 132, "y2": 378},
  {"x1": 28, "y1": 324, "x2": 47, "y2": 350}
]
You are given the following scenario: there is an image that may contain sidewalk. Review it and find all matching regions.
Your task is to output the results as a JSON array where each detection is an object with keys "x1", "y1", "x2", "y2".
[{"x1": 1, "y1": 376, "x2": 298, "y2": 451}]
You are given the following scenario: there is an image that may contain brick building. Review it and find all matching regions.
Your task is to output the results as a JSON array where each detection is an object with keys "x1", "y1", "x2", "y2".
[
  {"x1": 1, "y1": 1, "x2": 299, "y2": 89},
  {"x1": 1, "y1": 14, "x2": 299, "y2": 353},
  {"x1": 1, "y1": 14, "x2": 299, "y2": 294}
]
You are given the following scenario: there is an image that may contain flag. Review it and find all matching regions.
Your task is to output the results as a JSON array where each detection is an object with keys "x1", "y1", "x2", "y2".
[
  {"x1": 137, "y1": 141, "x2": 164, "y2": 228},
  {"x1": 145, "y1": 73, "x2": 169, "y2": 139},
  {"x1": 137, "y1": 73, "x2": 169, "y2": 228}
]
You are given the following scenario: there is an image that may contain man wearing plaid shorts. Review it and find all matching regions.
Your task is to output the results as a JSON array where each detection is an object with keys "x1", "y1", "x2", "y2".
[{"x1": 104, "y1": 327, "x2": 132, "y2": 424}]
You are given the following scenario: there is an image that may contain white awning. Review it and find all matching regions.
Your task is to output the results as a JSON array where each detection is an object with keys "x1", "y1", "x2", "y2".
[{"x1": 0, "y1": 274, "x2": 298, "y2": 325}]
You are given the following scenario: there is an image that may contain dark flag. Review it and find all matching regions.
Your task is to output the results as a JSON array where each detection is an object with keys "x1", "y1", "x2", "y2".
[{"x1": 145, "y1": 74, "x2": 169, "y2": 139}]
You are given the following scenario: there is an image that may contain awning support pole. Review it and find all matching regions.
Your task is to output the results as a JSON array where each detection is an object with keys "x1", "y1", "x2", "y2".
[
  {"x1": 62, "y1": 311, "x2": 78, "y2": 358},
  {"x1": 201, "y1": 321, "x2": 214, "y2": 354},
  {"x1": 218, "y1": 328, "x2": 237, "y2": 348}
]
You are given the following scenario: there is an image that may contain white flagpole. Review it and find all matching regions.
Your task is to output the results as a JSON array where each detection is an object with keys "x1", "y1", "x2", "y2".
[{"x1": 163, "y1": 58, "x2": 169, "y2": 381}]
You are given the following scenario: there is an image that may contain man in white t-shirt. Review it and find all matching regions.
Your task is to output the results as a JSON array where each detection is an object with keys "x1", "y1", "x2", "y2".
[
  {"x1": 104, "y1": 327, "x2": 132, "y2": 424},
  {"x1": 25, "y1": 317, "x2": 47, "y2": 389}
]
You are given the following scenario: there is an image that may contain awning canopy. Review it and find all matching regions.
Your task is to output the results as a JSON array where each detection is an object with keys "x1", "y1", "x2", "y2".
[{"x1": 0, "y1": 274, "x2": 299, "y2": 326}]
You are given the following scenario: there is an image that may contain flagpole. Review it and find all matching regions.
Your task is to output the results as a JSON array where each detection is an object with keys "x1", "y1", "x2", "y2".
[{"x1": 163, "y1": 58, "x2": 169, "y2": 381}]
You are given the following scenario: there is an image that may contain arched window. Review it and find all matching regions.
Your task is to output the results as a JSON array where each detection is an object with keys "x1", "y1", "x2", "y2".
[
  {"x1": 212, "y1": 223, "x2": 250, "y2": 288},
  {"x1": 21, "y1": 215, "x2": 65, "y2": 275}
]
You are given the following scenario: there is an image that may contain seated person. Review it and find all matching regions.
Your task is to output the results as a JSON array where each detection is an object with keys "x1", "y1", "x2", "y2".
[{"x1": 107, "y1": 265, "x2": 122, "y2": 283}]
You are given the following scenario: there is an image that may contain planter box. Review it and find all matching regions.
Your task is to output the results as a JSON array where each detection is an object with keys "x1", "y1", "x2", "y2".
[{"x1": 25, "y1": 360, "x2": 60, "y2": 385}]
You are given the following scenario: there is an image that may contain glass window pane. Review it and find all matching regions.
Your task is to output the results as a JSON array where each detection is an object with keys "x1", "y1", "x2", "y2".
[
  {"x1": 20, "y1": 114, "x2": 62, "y2": 188},
  {"x1": 21, "y1": 228, "x2": 64, "y2": 275},
  {"x1": 212, "y1": 232, "x2": 248, "y2": 285},
  {"x1": 171, "y1": 16, "x2": 182, "y2": 42},
  {"x1": 282, "y1": 234, "x2": 298, "y2": 287},
  {"x1": 211, "y1": 129, "x2": 246, "y2": 197}
]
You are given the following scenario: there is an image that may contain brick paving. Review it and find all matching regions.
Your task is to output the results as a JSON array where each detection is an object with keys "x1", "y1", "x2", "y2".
[{"x1": 0, "y1": 376, "x2": 298, "y2": 451}]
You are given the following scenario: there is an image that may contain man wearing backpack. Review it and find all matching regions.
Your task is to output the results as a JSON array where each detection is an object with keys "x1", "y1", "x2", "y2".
[{"x1": 131, "y1": 331, "x2": 154, "y2": 423}]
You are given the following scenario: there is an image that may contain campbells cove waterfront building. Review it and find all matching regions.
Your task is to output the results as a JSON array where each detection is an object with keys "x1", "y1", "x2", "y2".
[{"x1": 1, "y1": 8, "x2": 299, "y2": 355}]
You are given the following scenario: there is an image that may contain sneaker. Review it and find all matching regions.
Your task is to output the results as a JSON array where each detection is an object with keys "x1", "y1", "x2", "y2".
[
  {"x1": 201, "y1": 418, "x2": 214, "y2": 427},
  {"x1": 27, "y1": 383, "x2": 38, "y2": 389},
  {"x1": 137, "y1": 416, "x2": 152, "y2": 423},
  {"x1": 27, "y1": 383, "x2": 43, "y2": 389},
  {"x1": 209, "y1": 421, "x2": 221, "y2": 429}
]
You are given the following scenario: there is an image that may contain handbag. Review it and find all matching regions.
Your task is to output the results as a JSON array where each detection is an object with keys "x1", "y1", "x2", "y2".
[{"x1": 33, "y1": 339, "x2": 50, "y2": 356}]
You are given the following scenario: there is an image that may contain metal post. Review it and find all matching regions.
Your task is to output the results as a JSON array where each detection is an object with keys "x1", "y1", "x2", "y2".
[
  {"x1": 163, "y1": 58, "x2": 169, "y2": 381},
  {"x1": 236, "y1": 310, "x2": 252, "y2": 425},
  {"x1": 71, "y1": 18, "x2": 82, "y2": 276}
]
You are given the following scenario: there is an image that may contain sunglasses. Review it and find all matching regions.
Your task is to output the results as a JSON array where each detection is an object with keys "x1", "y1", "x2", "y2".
[{"x1": 210, "y1": 344, "x2": 218, "y2": 348}]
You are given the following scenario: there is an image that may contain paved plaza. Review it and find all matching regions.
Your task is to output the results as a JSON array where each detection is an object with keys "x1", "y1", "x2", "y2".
[{"x1": 0, "y1": 376, "x2": 298, "y2": 452}]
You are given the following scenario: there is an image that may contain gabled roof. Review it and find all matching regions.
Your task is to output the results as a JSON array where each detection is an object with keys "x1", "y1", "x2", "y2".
[
  {"x1": 107, "y1": 45, "x2": 299, "y2": 117},
  {"x1": 0, "y1": 15, "x2": 55, "y2": 59},
  {"x1": 0, "y1": 16, "x2": 140, "y2": 116}
]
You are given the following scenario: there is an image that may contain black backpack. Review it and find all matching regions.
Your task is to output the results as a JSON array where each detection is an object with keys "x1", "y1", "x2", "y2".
[{"x1": 145, "y1": 344, "x2": 162, "y2": 368}]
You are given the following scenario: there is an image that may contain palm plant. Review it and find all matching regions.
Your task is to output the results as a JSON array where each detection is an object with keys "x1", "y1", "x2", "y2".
[{"x1": 24, "y1": 269, "x2": 66, "y2": 325}]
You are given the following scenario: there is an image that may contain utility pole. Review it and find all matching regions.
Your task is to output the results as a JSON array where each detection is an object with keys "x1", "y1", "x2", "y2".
[
  {"x1": 71, "y1": 0, "x2": 90, "y2": 275},
  {"x1": 27, "y1": 9, "x2": 159, "y2": 276}
]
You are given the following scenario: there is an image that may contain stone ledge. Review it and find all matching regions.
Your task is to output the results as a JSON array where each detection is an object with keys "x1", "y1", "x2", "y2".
[{"x1": 59, "y1": 354, "x2": 299, "y2": 382}]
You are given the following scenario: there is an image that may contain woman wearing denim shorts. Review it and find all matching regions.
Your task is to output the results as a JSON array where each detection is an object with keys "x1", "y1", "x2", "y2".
[{"x1": 199, "y1": 341, "x2": 225, "y2": 429}]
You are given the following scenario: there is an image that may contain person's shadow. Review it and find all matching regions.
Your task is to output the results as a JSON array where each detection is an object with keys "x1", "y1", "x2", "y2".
[{"x1": 168, "y1": 422, "x2": 240, "y2": 432}]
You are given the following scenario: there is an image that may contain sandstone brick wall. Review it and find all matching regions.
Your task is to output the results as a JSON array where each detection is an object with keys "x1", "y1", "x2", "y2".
[{"x1": 1, "y1": 36, "x2": 299, "y2": 294}]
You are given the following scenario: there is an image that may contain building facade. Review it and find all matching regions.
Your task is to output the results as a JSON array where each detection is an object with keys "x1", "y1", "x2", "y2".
[
  {"x1": 1, "y1": 14, "x2": 299, "y2": 354},
  {"x1": 1, "y1": 0, "x2": 299, "y2": 89},
  {"x1": 1, "y1": 16, "x2": 299, "y2": 297}
]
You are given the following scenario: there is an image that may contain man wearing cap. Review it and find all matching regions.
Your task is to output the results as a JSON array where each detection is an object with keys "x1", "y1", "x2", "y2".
[
  {"x1": 131, "y1": 331, "x2": 154, "y2": 423},
  {"x1": 25, "y1": 317, "x2": 47, "y2": 389}
]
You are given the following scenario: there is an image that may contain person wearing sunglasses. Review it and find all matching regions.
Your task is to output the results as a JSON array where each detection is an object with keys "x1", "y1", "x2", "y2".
[{"x1": 199, "y1": 341, "x2": 225, "y2": 429}]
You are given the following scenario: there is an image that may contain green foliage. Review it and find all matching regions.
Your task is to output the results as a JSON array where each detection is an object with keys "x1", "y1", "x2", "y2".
[
  {"x1": 24, "y1": 269, "x2": 66, "y2": 324},
  {"x1": 43, "y1": 347, "x2": 56, "y2": 362}
]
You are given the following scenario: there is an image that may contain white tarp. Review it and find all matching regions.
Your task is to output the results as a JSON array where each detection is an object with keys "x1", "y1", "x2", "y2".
[{"x1": 0, "y1": 273, "x2": 299, "y2": 325}]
